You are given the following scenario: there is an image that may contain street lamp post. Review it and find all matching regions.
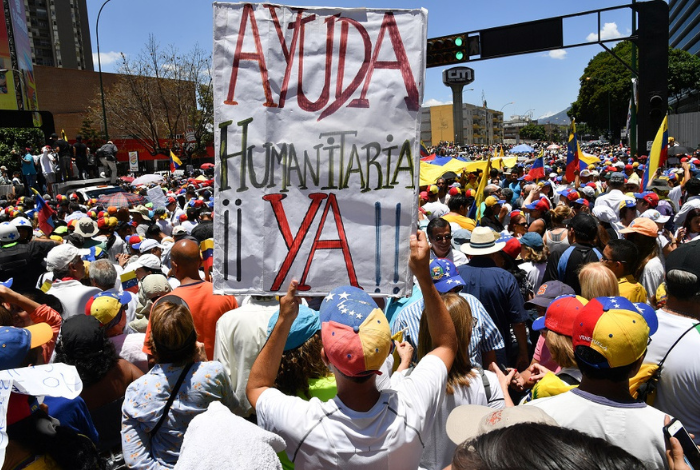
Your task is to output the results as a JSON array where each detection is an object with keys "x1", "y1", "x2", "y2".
[
  {"x1": 499, "y1": 101, "x2": 514, "y2": 143},
  {"x1": 97, "y1": 0, "x2": 113, "y2": 141}
]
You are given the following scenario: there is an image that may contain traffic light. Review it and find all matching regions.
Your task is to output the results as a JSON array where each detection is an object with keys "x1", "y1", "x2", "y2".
[
  {"x1": 648, "y1": 93, "x2": 665, "y2": 120},
  {"x1": 427, "y1": 34, "x2": 468, "y2": 68}
]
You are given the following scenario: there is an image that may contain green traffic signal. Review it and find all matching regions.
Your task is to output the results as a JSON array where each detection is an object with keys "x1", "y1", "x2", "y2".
[
  {"x1": 455, "y1": 51, "x2": 464, "y2": 60},
  {"x1": 454, "y1": 37, "x2": 463, "y2": 47}
]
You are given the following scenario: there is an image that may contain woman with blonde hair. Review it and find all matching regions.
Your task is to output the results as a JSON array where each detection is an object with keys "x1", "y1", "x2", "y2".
[
  {"x1": 392, "y1": 293, "x2": 508, "y2": 470},
  {"x1": 578, "y1": 262, "x2": 619, "y2": 300},
  {"x1": 121, "y1": 297, "x2": 236, "y2": 469},
  {"x1": 544, "y1": 205, "x2": 571, "y2": 254}
]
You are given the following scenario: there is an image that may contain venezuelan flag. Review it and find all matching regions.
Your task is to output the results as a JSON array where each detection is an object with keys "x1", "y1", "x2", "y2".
[
  {"x1": 468, "y1": 152, "x2": 493, "y2": 222},
  {"x1": 32, "y1": 189, "x2": 55, "y2": 236},
  {"x1": 528, "y1": 150, "x2": 545, "y2": 180},
  {"x1": 121, "y1": 270, "x2": 138, "y2": 293},
  {"x1": 643, "y1": 115, "x2": 668, "y2": 189},
  {"x1": 170, "y1": 149, "x2": 182, "y2": 173},
  {"x1": 420, "y1": 140, "x2": 429, "y2": 158},
  {"x1": 200, "y1": 239, "x2": 214, "y2": 271},
  {"x1": 566, "y1": 120, "x2": 583, "y2": 183}
]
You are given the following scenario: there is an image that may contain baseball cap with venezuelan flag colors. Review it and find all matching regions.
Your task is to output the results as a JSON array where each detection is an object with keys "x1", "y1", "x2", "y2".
[
  {"x1": 320, "y1": 286, "x2": 392, "y2": 377},
  {"x1": 572, "y1": 296, "x2": 650, "y2": 369}
]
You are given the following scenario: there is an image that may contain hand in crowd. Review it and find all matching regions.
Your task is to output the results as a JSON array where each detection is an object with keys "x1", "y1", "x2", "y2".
[
  {"x1": 394, "y1": 340, "x2": 414, "y2": 372},
  {"x1": 279, "y1": 279, "x2": 300, "y2": 323},
  {"x1": 195, "y1": 341, "x2": 207, "y2": 363},
  {"x1": 489, "y1": 362, "x2": 516, "y2": 407},
  {"x1": 515, "y1": 352, "x2": 530, "y2": 374},
  {"x1": 408, "y1": 231, "x2": 430, "y2": 279},
  {"x1": 116, "y1": 253, "x2": 130, "y2": 268},
  {"x1": 664, "y1": 415, "x2": 698, "y2": 470},
  {"x1": 527, "y1": 363, "x2": 552, "y2": 383}
]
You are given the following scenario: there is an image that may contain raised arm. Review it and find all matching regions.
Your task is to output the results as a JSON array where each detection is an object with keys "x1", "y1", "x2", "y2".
[
  {"x1": 409, "y1": 231, "x2": 458, "y2": 370},
  {"x1": 246, "y1": 280, "x2": 299, "y2": 410}
]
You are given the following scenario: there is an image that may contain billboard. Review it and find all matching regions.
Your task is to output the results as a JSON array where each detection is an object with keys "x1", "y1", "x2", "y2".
[
  {"x1": 0, "y1": 4, "x2": 17, "y2": 110},
  {"x1": 7, "y1": 0, "x2": 38, "y2": 111},
  {"x1": 212, "y1": 3, "x2": 427, "y2": 296}
]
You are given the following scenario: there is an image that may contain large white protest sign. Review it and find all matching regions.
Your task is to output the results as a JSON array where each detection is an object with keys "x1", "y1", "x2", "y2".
[
  {"x1": 212, "y1": 3, "x2": 426, "y2": 296},
  {"x1": 147, "y1": 186, "x2": 168, "y2": 210},
  {"x1": 1, "y1": 363, "x2": 83, "y2": 399}
]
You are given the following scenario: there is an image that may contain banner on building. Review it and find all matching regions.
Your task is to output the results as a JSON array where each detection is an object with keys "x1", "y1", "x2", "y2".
[
  {"x1": 6, "y1": 0, "x2": 38, "y2": 110},
  {"x1": 212, "y1": 3, "x2": 427, "y2": 296},
  {"x1": 0, "y1": 5, "x2": 16, "y2": 110},
  {"x1": 128, "y1": 151, "x2": 139, "y2": 172}
]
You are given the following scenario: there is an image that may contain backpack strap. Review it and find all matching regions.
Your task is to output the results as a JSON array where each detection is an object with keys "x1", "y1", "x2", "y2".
[
  {"x1": 658, "y1": 322, "x2": 700, "y2": 369},
  {"x1": 149, "y1": 363, "x2": 194, "y2": 441},
  {"x1": 479, "y1": 369, "x2": 492, "y2": 402},
  {"x1": 557, "y1": 246, "x2": 575, "y2": 281}
]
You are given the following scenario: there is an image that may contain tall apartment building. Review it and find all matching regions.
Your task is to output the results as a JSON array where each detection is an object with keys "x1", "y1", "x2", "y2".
[
  {"x1": 24, "y1": 0, "x2": 93, "y2": 70},
  {"x1": 669, "y1": 0, "x2": 700, "y2": 56},
  {"x1": 420, "y1": 103, "x2": 503, "y2": 147}
]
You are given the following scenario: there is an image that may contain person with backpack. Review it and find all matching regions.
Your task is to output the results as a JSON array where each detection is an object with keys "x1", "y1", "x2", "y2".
[
  {"x1": 97, "y1": 141, "x2": 118, "y2": 184},
  {"x1": 542, "y1": 213, "x2": 602, "y2": 295}
]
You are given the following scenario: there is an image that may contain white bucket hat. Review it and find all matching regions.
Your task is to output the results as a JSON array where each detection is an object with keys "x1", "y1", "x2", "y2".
[{"x1": 460, "y1": 227, "x2": 505, "y2": 256}]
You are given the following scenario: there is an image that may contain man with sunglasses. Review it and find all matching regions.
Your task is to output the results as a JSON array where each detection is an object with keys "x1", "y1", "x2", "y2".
[
  {"x1": 602, "y1": 239, "x2": 647, "y2": 303},
  {"x1": 426, "y1": 217, "x2": 467, "y2": 267}
]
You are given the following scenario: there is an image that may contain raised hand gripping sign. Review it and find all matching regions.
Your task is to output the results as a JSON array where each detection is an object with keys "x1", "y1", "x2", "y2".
[{"x1": 212, "y1": 3, "x2": 426, "y2": 296}]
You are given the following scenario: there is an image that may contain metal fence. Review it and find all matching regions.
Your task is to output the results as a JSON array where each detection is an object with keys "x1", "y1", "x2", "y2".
[{"x1": 669, "y1": 112, "x2": 700, "y2": 149}]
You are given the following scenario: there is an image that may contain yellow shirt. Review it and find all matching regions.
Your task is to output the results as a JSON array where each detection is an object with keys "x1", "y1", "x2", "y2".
[
  {"x1": 618, "y1": 275, "x2": 648, "y2": 303},
  {"x1": 441, "y1": 213, "x2": 477, "y2": 231}
]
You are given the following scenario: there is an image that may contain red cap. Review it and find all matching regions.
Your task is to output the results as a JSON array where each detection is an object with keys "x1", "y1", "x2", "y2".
[
  {"x1": 643, "y1": 192, "x2": 659, "y2": 208},
  {"x1": 625, "y1": 164, "x2": 633, "y2": 171},
  {"x1": 179, "y1": 214, "x2": 188, "y2": 222},
  {"x1": 449, "y1": 187, "x2": 460, "y2": 196},
  {"x1": 566, "y1": 191, "x2": 580, "y2": 202},
  {"x1": 681, "y1": 157, "x2": 689, "y2": 163},
  {"x1": 502, "y1": 237, "x2": 521, "y2": 260}
]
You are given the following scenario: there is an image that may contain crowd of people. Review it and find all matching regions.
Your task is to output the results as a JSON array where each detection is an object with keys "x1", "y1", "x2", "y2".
[{"x1": 1, "y1": 138, "x2": 700, "y2": 469}]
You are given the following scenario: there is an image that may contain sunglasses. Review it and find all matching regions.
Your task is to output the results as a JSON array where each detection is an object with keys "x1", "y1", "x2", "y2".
[
  {"x1": 601, "y1": 255, "x2": 626, "y2": 264},
  {"x1": 431, "y1": 234, "x2": 452, "y2": 242}
]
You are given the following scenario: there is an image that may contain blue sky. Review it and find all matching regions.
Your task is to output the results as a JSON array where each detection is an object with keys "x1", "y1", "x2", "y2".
[{"x1": 86, "y1": 0, "x2": 636, "y2": 120}]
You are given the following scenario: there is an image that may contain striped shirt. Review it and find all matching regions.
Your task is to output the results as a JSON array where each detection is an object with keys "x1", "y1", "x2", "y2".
[{"x1": 391, "y1": 292, "x2": 504, "y2": 368}]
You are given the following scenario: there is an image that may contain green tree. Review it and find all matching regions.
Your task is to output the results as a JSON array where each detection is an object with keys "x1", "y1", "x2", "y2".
[
  {"x1": 77, "y1": 116, "x2": 105, "y2": 152},
  {"x1": 570, "y1": 43, "x2": 700, "y2": 139},
  {"x1": 519, "y1": 124, "x2": 546, "y2": 141},
  {"x1": 668, "y1": 48, "x2": 700, "y2": 113},
  {"x1": 0, "y1": 128, "x2": 45, "y2": 173},
  {"x1": 569, "y1": 41, "x2": 633, "y2": 142},
  {"x1": 89, "y1": 35, "x2": 213, "y2": 160}
]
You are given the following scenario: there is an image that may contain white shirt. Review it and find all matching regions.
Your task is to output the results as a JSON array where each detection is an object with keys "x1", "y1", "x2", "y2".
[
  {"x1": 156, "y1": 218, "x2": 173, "y2": 237},
  {"x1": 528, "y1": 388, "x2": 668, "y2": 469},
  {"x1": 594, "y1": 189, "x2": 626, "y2": 218},
  {"x1": 47, "y1": 280, "x2": 101, "y2": 319},
  {"x1": 181, "y1": 220, "x2": 198, "y2": 234},
  {"x1": 257, "y1": 355, "x2": 448, "y2": 470},
  {"x1": 646, "y1": 309, "x2": 700, "y2": 444},
  {"x1": 213, "y1": 297, "x2": 279, "y2": 417},
  {"x1": 39, "y1": 151, "x2": 55, "y2": 174},
  {"x1": 675, "y1": 195, "x2": 700, "y2": 226},
  {"x1": 422, "y1": 202, "x2": 449, "y2": 221},
  {"x1": 109, "y1": 332, "x2": 148, "y2": 373},
  {"x1": 640, "y1": 257, "x2": 664, "y2": 302},
  {"x1": 391, "y1": 368, "x2": 504, "y2": 470},
  {"x1": 668, "y1": 185, "x2": 682, "y2": 212},
  {"x1": 429, "y1": 246, "x2": 467, "y2": 267}
]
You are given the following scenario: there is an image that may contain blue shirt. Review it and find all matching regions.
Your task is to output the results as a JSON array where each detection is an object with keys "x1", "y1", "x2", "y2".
[
  {"x1": 121, "y1": 361, "x2": 237, "y2": 470},
  {"x1": 22, "y1": 153, "x2": 36, "y2": 175},
  {"x1": 457, "y1": 257, "x2": 528, "y2": 358},
  {"x1": 391, "y1": 291, "x2": 504, "y2": 368},
  {"x1": 43, "y1": 395, "x2": 99, "y2": 444}
]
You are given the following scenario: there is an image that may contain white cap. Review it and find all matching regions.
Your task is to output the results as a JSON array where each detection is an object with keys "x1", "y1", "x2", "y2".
[
  {"x1": 131, "y1": 254, "x2": 162, "y2": 271},
  {"x1": 641, "y1": 209, "x2": 670, "y2": 224},
  {"x1": 46, "y1": 243, "x2": 80, "y2": 272},
  {"x1": 138, "y1": 239, "x2": 163, "y2": 254}
]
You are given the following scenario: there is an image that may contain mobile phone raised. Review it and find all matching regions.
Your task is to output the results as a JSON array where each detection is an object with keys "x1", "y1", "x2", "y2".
[{"x1": 664, "y1": 418, "x2": 700, "y2": 469}]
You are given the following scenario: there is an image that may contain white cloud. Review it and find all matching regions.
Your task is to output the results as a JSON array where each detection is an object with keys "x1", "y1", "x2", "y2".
[
  {"x1": 538, "y1": 111, "x2": 556, "y2": 119},
  {"x1": 423, "y1": 98, "x2": 450, "y2": 107},
  {"x1": 586, "y1": 22, "x2": 622, "y2": 42},
  {"x1": 547, "y1": 49, "x2": 567, "y2": 60},
  {"x1": 92, "y1": 51, "x2": 122, "y2": 66}
]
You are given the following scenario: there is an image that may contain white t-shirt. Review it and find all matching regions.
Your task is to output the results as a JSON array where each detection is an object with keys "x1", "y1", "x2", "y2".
[
  {"x1": 256, "y1": 355, "x2": 448, "y2": 469},
  {"x1": 528, "y1": 388, "x2": 668, "y2": 469},
  {"x1": 39, "y1": 151, "x2": 55, "y2": 174},
  {"x1": 109, "y1": 333, "x2": 148, "y2": 373},
  {"x1": 668, "y1": 185, "x2": 682, "y2": 212},
  {"x1": 646, "y1": 309, "x2": 700, "y2": 444},
  {"x1": 640, "y1": 256, "x2": 664, "y2": 302},
  {"x1": 422, "y1": 202, "x2": 449, "y2": 220},
  {"x1": 594, "y1": 189, "x2": 626, "y2": 218},
  {"x1": 519, "y1": 261, "x2": 546, "y2": 296},
  {"x1": 47, "y1": 280, "x2": 101, "y2": 319},
  {"x1": 391, "y1": 368, "x2": 504, "y2": 470}
]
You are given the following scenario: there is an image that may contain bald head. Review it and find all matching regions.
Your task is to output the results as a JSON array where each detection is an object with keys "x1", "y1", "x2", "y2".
[{"x1": 171, "y1": 239, "x2": 201, "y2": 280}]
